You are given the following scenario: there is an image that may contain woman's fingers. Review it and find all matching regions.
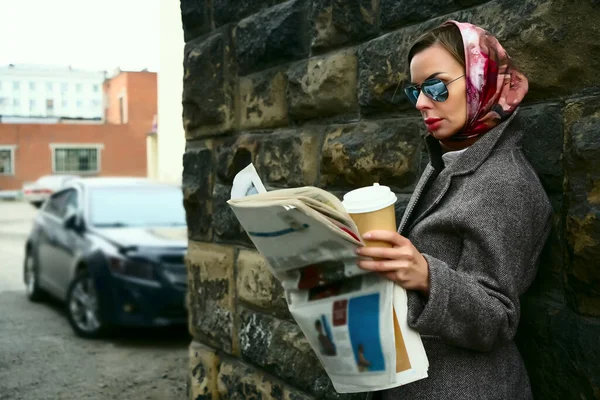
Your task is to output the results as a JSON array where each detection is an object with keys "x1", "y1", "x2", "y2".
[
  {"x1": 356, "y1": 245, "x2": 414, "y2": 260},
  {"x1": 363, "y1": 230, "x2": 410, "y2": 246},
  {"x1": 357, "y1": 259, "x2": 409, "y2": 272}
]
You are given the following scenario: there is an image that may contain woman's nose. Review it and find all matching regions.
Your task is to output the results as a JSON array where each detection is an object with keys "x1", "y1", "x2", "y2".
[{"x1": 415, "y1": 91, "x2": 433, "y2": 111}]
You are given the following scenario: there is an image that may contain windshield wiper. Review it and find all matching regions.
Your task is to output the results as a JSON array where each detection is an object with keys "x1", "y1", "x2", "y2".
[{"x1": 94, "y1": 222, "x2": 131, "y2": 228}]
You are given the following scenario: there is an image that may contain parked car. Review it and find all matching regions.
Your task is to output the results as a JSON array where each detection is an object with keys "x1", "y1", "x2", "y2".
[
  {"x1": 22, "y1": 175, "x2": 78, "y2": 208},
  {"x1": 23, "y1": 177, "x2": 188, "y2": 338}
]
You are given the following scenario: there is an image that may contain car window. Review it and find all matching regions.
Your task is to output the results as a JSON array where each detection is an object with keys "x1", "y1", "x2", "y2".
[{"x1": 45, "y1": 189, "x2": 78, "y2": 219}]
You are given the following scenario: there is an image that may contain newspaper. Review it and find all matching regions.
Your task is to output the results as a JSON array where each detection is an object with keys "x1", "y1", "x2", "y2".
[{"x1": 227, "y1": 164, "x2": 428, "y2": 393}]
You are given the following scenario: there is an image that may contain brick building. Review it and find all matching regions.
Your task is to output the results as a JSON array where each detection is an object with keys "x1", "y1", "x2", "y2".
[{"x1": 0, "y1": 69, "x2": 156, "y2": 194}]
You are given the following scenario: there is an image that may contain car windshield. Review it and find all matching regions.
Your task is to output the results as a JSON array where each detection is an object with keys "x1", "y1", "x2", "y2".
[{"x1": 89, "y1": 185, "x2": 186, "y2": 228}]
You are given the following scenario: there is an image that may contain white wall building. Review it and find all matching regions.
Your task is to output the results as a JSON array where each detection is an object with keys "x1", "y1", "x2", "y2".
[
  {"x1": 0, "y1": 64, "x2": 106, "y2": 121},
  {"x1": 147, "y1": 0, "x2": 185, "y2": 184}
]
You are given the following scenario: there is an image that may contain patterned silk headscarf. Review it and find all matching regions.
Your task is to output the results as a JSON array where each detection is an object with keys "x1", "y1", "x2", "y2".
[{"x1": 444, "y1": 20, "x2": 529, "y2": 141}]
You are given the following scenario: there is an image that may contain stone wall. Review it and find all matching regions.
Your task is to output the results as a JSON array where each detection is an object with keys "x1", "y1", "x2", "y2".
[{"x1": 180, "y1": 1, "x2": 600, "y2": 399}]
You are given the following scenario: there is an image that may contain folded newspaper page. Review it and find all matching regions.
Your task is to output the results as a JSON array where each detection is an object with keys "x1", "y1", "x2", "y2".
[{"x1": 227, "y1": 164, "x2": 429, "y2": 393}]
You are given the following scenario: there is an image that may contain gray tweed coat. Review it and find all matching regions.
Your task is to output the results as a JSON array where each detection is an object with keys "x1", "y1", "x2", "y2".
[{"x1": 380, "y1": 110, "x2": 552, "y2": 400}]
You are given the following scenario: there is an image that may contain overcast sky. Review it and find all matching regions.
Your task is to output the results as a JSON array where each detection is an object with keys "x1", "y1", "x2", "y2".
[{"x1": 0, "y1": 0, "x2": 160, "y2": 73}]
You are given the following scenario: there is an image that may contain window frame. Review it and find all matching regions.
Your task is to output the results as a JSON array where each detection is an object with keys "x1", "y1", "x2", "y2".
[
  {"x1": 50, "y1": 144, "x2": 103, "y2": 174},
  {"x1": 0, "y1": 145, "x2": 16, "y2": 176}
]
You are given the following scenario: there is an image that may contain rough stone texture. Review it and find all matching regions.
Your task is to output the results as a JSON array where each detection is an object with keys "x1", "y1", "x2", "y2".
[
  {"x1": 240, "y1": 68, "x2": 289, "y2": 130},
  {"x1": 287, "y1": 50, "x2": 359, "y2": 121},
  {"x1": 320, "y1": 119, "x2": 424, "y2": 191},
  {"x1": 214, "y1": 0, "x2": 286, "y2": 27},
  {"x1": 520, "y1": 104, "x2": 564, "y2": 194},
  {"x1": 564, "y1": 97, "x2": 600, "y2": 317},
  {"x1": 218, "y1": 357, "x2": 315, "y2": 400},
  {"x1": 236, "y1": 250, "x2": 289, "y2": 317},
  {"x1": 213, "y1": 184, "x2": 253, "y2": 246},
  {"x1": 380, "y1": 0, "x2": 490, "y2": 29},
  {"x1": 310, "y1": 0, "x2": 379, "y2": 52},
  {"x1": 214, "y1": 134, "x2": 262, "y2": 185},
  {"x1": 183, "y1": 147, "x2": 213, "y2": 241},
  {"x1": 516, "y1": 299, "x2": 600, "y2": 400},
  {"x1": 183, "y1": 27, "x2": 236, "y2": 139},
  {"x1": 255, "y1": 128, "x2": 321, "y2": 187},
  {"x1": 186, "y1": 242, "x2": 236, "y2": 353},
  {"x1": 235, "y1": 0, "x2": 310, "y2": 75},
  {"x1": 181, "y1": 0, "x2": 212, "y2": 42},
  {"x1": 238, "y1": 308, "x2": 367, "y2": 400},
  {"x1": 188, "y1": 341, "x2": 220, "y2": 400}
]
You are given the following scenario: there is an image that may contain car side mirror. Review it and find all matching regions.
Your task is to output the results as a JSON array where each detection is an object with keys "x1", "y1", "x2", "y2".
[{"x1": 64, "y1": 211, "x2": 81, "y2": 231}]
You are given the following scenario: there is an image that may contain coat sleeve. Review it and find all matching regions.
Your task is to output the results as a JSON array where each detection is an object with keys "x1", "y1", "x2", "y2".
[{"x1": 406, "y1": 180, "x2": 552, "y2": 352}]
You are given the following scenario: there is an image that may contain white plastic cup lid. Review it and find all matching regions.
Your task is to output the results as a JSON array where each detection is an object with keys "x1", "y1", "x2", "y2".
[{"x1": 342, "y1": 183, "x2": 397, "y2": 214}]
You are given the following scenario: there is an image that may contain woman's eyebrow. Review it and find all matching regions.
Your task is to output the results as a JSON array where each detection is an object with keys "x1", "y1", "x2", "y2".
[{"x1": 409, "y1": 72, "x2": 444, "y2": 85}]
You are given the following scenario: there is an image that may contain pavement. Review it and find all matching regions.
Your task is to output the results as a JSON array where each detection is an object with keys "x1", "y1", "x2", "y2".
[{"x1": 0, "y1": 200, "x2": 190, "y2": 400}]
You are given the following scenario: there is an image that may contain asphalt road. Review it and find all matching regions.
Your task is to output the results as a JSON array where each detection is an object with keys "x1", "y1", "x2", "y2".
[{"x1": 0, "y1": 201, "x2": 190, "y2": 400}]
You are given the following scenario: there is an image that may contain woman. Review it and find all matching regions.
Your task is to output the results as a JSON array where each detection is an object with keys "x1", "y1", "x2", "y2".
[{"x1": 355, "y1": 21, "x2": 552, "y2": 399}]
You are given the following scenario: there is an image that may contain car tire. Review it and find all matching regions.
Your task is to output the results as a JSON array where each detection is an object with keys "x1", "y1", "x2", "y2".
[
  {"x1": 66, "y1": 270, "x2": 110, "y2": 339},
  {"x1": 24, "y1": 252, "x2": 45, "y2": 302}
]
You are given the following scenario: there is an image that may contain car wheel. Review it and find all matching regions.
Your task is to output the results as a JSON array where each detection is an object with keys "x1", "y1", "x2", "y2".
[
  {"x1": 24, "y1": 252, "x2": 45, "y2": 302},
  {"x1": 66, "y1": 270, "x2": 109, "y2": 339}
]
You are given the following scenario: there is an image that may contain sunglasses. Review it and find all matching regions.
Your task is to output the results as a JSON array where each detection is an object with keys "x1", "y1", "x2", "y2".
[{"x1": 404, "y1": 75, "x2": 465, "y2": 106}]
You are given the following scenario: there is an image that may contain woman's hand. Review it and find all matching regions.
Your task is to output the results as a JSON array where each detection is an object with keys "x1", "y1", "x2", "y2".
[{"x1": 355, "y1": 230, "x2": 430, "y2": 295}]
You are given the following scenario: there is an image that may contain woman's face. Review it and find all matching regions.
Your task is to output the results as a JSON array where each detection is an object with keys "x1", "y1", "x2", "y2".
[{"x1": 409, "y1": 43, "x2": 467, "y2": 141}]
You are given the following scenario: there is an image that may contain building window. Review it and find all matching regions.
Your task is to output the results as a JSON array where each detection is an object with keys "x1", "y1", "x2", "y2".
[
  {"x1": 91, "y1": 99, "x2": 100, "y2": 107},
  {"x1": 29, "y1": 99, "x2": 36, "y2": 112},
  {"x1": 76, "y1": 83, "x2": 82, "y2": 92},
  {"x1": 93, "y1": 84, "x2": 99, "y2": 92},
  {"x1": 76, "y1": 100, "x2": 83, "y2": 109},
  {"x1": 46, "y1": 99, "x2": 54, "y2": 115},
  {"x1": 29, "y1": 82, "x2": 36, "y2": 91},
  {"x1": 53, "y1": 146, "x2": 101, "y2": 173},
  {"x1": 13, "y1": 81, "x2": 20, "y2": 90},
  {"x1": 61, "y1": 83, "x2": 68, "y2": 93},
  {"x1": 13, "y1": 98, "x2": 19, "y2": 108},
  {"x1": 0, "y1": 146, "x2": 15, "y2": 175},
  {"x1": 62, "y1": 99, "x2": 68, "y2": 108},
  {"x1": 46, "y1": 82, "x2": 53, "y2": 92}
]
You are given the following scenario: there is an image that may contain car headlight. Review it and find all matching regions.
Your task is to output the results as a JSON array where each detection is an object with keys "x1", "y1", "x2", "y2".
[{"x1": 108, "y1": 257, "x2": 156, "y2": 281}]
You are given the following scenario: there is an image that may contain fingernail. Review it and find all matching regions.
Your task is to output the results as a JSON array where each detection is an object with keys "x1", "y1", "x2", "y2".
[
  {"x1": 355, "y1": 248, "x2": 361, "y2": 254},
  {"x1": 363, "y1": 233, "x2": 371, "y2": 239}
]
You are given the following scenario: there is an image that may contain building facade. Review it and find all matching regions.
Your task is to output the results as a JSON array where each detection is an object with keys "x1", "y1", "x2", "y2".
[
  {"x1": 0, "y1": 64, "x2": 106, "y2": 122},
  {"x1": 146, "y1": 0, "x2": 185, "y2": 184},
  {"x1": 0, "y1": 69, "x2": 156, "y2": 195}
]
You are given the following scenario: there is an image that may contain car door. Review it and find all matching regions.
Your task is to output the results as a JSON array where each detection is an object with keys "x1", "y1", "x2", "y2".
[
  {"x1": 36, "y1": 189, "x2": 71, "y2": 296},
  {"x1": 52, "y1": 188, "x2": 86, "y2": 298}
]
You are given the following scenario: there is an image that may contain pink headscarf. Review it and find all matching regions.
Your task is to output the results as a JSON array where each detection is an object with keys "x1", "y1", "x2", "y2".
[{"x1": 444, "y1": 20, "x2": 529, "y2": 141}]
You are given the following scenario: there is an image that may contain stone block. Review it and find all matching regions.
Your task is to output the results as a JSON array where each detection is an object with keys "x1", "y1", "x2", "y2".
[
  {"x1": 515, "y1": 299, "x2": 600, "y2": 400},
  {"x1": 240, "y1": 68, "x2": 289, "y2": 130},
  {"x1": 188, "y1": 341, "x2": 219, "y2": 400},
  {"x1": 564, "y1": 96, "x2": 600, "y2": 317},
  {"x1": 310, "y1": 0, "x2": 379, "y2": 52},
  {"x1": 183, "y1": 28, "x2": 236, "y2": 139},
  {"x1": 255, "y1": 128, "x2": 321, "y2": 187},
  {"x1": 181, "y1": 0, "x2": 212, "y2": 42},
  {"x1": 183, "y1": 147, "x2": 213, "y2": 241},
  {"x1": 235, "y1": 0, "x2": 310, "y2": 75},
  {"x1": 380, "y1": 0, "x2": 489, "y2": 29},
  {"x1": 214, "y1": 0, "x2": 279, "y2": 27},
  {"x1": 218, "y1": 357, "x2": 315, "y2": 400},
  {"x1": 287, "y1": 50, "x2": 358, "y2": 121},
  {"x1": 237, "y1": 308, "x2": 367, "y2": 399},
  {"x1": 320, "y1": 119, "x2": 424, "y2": 191},
  {"x1": 187, "y1": 242, "x2": 236, "y2": 352},
  {"x1": 214, "y1": 134, "x2": 262, "y2": 185},
  {"x1": 236, "y1": 250, "x2": 288, "y2": 317},
  {"x1": 520, "y1": 104, "x2": 564, "y2": 193},
  {"x1": 213, "y1": 184, "x2": 253, "y2": 246}
]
